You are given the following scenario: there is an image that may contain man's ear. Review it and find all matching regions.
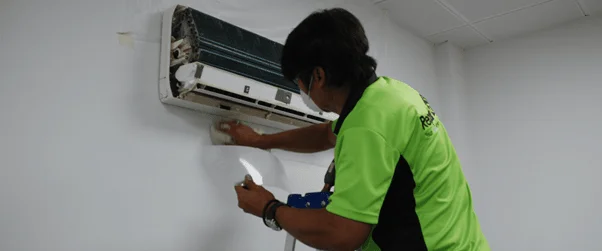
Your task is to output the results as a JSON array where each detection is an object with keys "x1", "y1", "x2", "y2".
[{"x1": 313, "y1": 67, "x2": 327, "y2": 89}]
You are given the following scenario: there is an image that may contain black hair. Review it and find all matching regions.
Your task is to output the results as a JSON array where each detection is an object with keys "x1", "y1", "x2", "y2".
[{"x1": 281, "y1": 8, "x2": 377, "y2": 90}]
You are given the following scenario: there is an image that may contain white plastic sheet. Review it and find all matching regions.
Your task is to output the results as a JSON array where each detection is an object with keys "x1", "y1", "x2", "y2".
[{"x1": 202, "y1": 145, "x2": 292, "y2": 193}]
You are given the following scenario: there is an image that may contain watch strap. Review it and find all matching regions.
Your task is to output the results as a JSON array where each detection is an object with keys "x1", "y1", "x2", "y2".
[
  {"x1": 324, "y1": 159, "x2": 336, "y2": 187},
  {"x1": 263, "y1": 200, "x2": 288, "y2": 231},
  {"x1": 262, "y1": 199, "x2": 279, "y2": 227}
]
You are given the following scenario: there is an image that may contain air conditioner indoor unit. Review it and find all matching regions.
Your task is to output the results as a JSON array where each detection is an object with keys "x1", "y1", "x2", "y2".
[{"x1": 159, "y1": 5, "x2": 339, "y2": 130}]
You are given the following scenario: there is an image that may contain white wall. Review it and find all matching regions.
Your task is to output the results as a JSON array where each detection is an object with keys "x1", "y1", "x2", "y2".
[
  {"x1": 0, "y1": 0, "x2": 439, "y2": 250},
  {"x1": 464, "y1": 15, "x2": 602, "y2": 251},
  {"x1": 434, "y1": 43, "x2": 472, "y2": 172}
]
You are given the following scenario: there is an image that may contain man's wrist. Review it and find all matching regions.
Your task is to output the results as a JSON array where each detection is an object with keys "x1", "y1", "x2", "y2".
[
  {"x1": 262, "y1": 199, "x2": 279, "y2": 219},
  {"x1": 256, "y1": 134, "x2": 275, "y2": 149},
  {"x1": 274, "y1": 202, "x2": 288, "y2": 222},
  {"x1": 263, "y1": 200, "x2": 288, "y2": 231}
]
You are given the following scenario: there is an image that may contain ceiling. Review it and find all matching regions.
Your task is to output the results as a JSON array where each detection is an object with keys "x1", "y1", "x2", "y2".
[{"x1": 372, "y1": 0, "x2": 602, "y2": 49}]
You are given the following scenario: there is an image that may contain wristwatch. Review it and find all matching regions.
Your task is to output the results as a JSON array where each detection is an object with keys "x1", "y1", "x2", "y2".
[{"x1": 262, "y1": 200, "x2": 287, "y2": 231}]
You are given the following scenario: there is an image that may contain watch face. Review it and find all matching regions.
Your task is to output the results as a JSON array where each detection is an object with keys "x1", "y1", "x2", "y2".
[{"x1": 266, "y1": 219, "x2": 281, "y2": 231}]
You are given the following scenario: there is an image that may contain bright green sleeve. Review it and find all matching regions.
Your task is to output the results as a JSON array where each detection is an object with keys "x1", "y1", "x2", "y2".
[{"x1": 325, "y1": 127, "x2": 400, "y2": 224}]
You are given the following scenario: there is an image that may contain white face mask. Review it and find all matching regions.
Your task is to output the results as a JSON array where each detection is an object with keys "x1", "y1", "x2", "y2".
[{"x1": 299, "y1": 76, "x2": 323, "y2": 112}]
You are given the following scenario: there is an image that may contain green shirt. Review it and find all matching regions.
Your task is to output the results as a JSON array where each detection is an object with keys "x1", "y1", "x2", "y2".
[{"x1": 326, "y1": 76, "x2": 489, "y2": 250}]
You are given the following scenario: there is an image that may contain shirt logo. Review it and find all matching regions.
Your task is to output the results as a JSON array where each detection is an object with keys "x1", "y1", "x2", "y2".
[{"x1": 419, "y1": 94, "x2": 440, "y2": 136}]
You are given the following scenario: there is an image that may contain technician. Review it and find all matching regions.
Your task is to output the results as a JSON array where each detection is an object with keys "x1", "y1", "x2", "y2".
[{"x1": 219, "y1": 8, "x2": 490, "y2": 251}]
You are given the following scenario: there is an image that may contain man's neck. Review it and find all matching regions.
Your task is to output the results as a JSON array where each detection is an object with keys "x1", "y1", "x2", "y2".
[
  {"x1": 331, "y1": 87, "x2": 350, "y2": 115},
  {"x1": 331, "y1": 75, "x2": 376, "y2": 114}
]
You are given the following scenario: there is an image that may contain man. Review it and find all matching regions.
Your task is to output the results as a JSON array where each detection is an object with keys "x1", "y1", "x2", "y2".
[{"x1": 219, "y1": 8, "x2": 490, "y2": 251}]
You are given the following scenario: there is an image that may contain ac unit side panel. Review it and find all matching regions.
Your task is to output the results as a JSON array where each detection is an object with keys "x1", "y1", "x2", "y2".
[{"x1": 159, "y1": 5, "x2": 179, "y2": 101}]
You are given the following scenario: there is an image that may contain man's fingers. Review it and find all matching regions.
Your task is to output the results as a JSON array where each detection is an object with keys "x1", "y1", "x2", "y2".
[
  {"x1": 217, "y1": 121, "x2": 234, "y2": 133},
  {"x1": 243, "y1": 174, "x2": 259, "y2": 190},
  {"x1": 217, "y1": 120, "x2": 240, "y2": 133},
  {"x1": 234, "y1": 184, "x2": 248, "y2": 194}
]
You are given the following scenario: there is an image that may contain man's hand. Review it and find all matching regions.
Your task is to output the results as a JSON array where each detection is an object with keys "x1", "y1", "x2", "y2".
[
  {"x1": 218, "y1": 120, "x2": 265, "y2": 148},
  {"x1": 234, "y1": 175, "x2": 276, "y2": 217}
]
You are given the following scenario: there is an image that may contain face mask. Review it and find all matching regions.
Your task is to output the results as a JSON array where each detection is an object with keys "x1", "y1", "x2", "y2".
[{"x1": 300, "y1": 76, "x2": 323, "y2": 112}]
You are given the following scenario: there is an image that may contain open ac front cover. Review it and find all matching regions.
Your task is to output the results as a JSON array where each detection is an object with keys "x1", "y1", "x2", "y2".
[{"x1": 159, "y1": 5, "x2": 339, "y2": 130}]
